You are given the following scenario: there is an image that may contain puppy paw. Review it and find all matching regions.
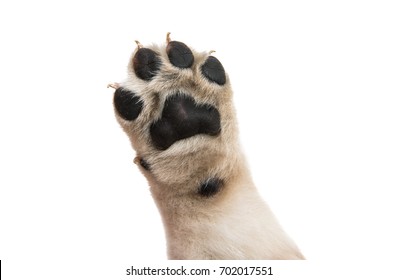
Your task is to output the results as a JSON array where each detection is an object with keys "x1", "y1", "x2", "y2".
[{"x1": 111, "y1": 34, "x2": 238, "y2": 194}]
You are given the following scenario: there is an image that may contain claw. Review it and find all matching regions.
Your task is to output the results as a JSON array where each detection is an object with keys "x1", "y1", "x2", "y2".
[
  {"x1": 135, "y1": 40, "x2": 143, "y2": 49},
  {"x1": 166, "y1": 32, "x2": 171, "y2": 44},
  {"x1": 134, "y1": 156, "x2": 150, "y2": 171},
  {"x1": 107, "y1": 83, "x2": 120, "y2": 89}
]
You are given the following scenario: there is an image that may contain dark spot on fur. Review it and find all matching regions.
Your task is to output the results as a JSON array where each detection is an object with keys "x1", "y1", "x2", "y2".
[
  {"x1": 199, "y1": 178, "x2": 223, "y2": 197},
  {"x1": 201, "y1": 56, "x2": 226, "y2": 85},
  {"x1": 166, "y1": 41, "x2": 194, "y2": 68},
  {"x1": 150, "y1": 93, "x2": 221, "y2": 150},
  {"x1": 113, "y1": 87, "x2": 143, "y2": 121},
  {"x1": 139, "y1": 158, "x2": 150, "y2": 171},
  {"x1": 133, "y1": 48, "x2": 161, "y2": 81}
]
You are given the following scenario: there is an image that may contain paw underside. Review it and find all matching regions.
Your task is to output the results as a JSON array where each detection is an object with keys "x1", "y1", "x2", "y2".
[
  {"x1": 111, "y1": 34, "x2": 228, "y2": 196},
  {"x1": 113, "y1": 35, "x2": 226, "y2": 150}
]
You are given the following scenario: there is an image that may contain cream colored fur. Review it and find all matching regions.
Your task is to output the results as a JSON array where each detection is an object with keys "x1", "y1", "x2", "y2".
[{"x1": 112, "y1": 39, "x2": 304, "y2": 260}]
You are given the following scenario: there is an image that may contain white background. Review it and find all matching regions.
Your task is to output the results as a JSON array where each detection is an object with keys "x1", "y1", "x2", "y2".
[{"x1": 1, "y1": 0, "x2": 397, "y2": 279}]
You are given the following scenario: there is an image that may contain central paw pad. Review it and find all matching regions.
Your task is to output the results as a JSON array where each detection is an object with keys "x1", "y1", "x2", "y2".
[
  {"x1": 113, "y1": 35, "x2": 229, "y2": 152},
  {"x1": 150, "y1": 94, "x2": 221, "y2": 150}
]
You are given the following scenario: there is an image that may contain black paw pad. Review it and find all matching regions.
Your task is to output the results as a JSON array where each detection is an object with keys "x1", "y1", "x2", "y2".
[
  {"x1": 166, "y1": 41, "x2": 194, "y2": 69},
  {"x1": 201, "y1": 56, "x2": 226, "y2": 85},
  {"x1": 199, "y1": 177, "x2": 223, "y2": 197},
  {"x1": 150, "y1": 93, "x2": 221, "y2": 150},
  {"x1": 113, "y1": 87, "x2": 143, "y2": 121},
  {"x1": 133, "y1": 48, "x2": 161, "y2": 81}
]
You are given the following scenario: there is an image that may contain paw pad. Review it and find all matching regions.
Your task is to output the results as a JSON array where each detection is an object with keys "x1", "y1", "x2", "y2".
[
  {"x1": 166, "y1": 40, "x2": 194, "y2": 69},
  {"x1": 132, "y1": 48, "x2": 161, "y2": 81},
  {"x1": 113, "y1": 88, "x2": 143, "y2": 121},
  {"x1": 198, "y1": 177, "x2": 223, "y2": 197},
  {"x1": 201, "y1": 56, "x2": 226, "y2": 85},
  {"x1": 150, "y1": 94, "x2": 221, "y2": 150}
]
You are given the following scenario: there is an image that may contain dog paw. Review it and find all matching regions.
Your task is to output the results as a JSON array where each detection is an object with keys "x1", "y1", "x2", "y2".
[{"x1": 111, "y1": 34, "x2": 238, "y2": 193}]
